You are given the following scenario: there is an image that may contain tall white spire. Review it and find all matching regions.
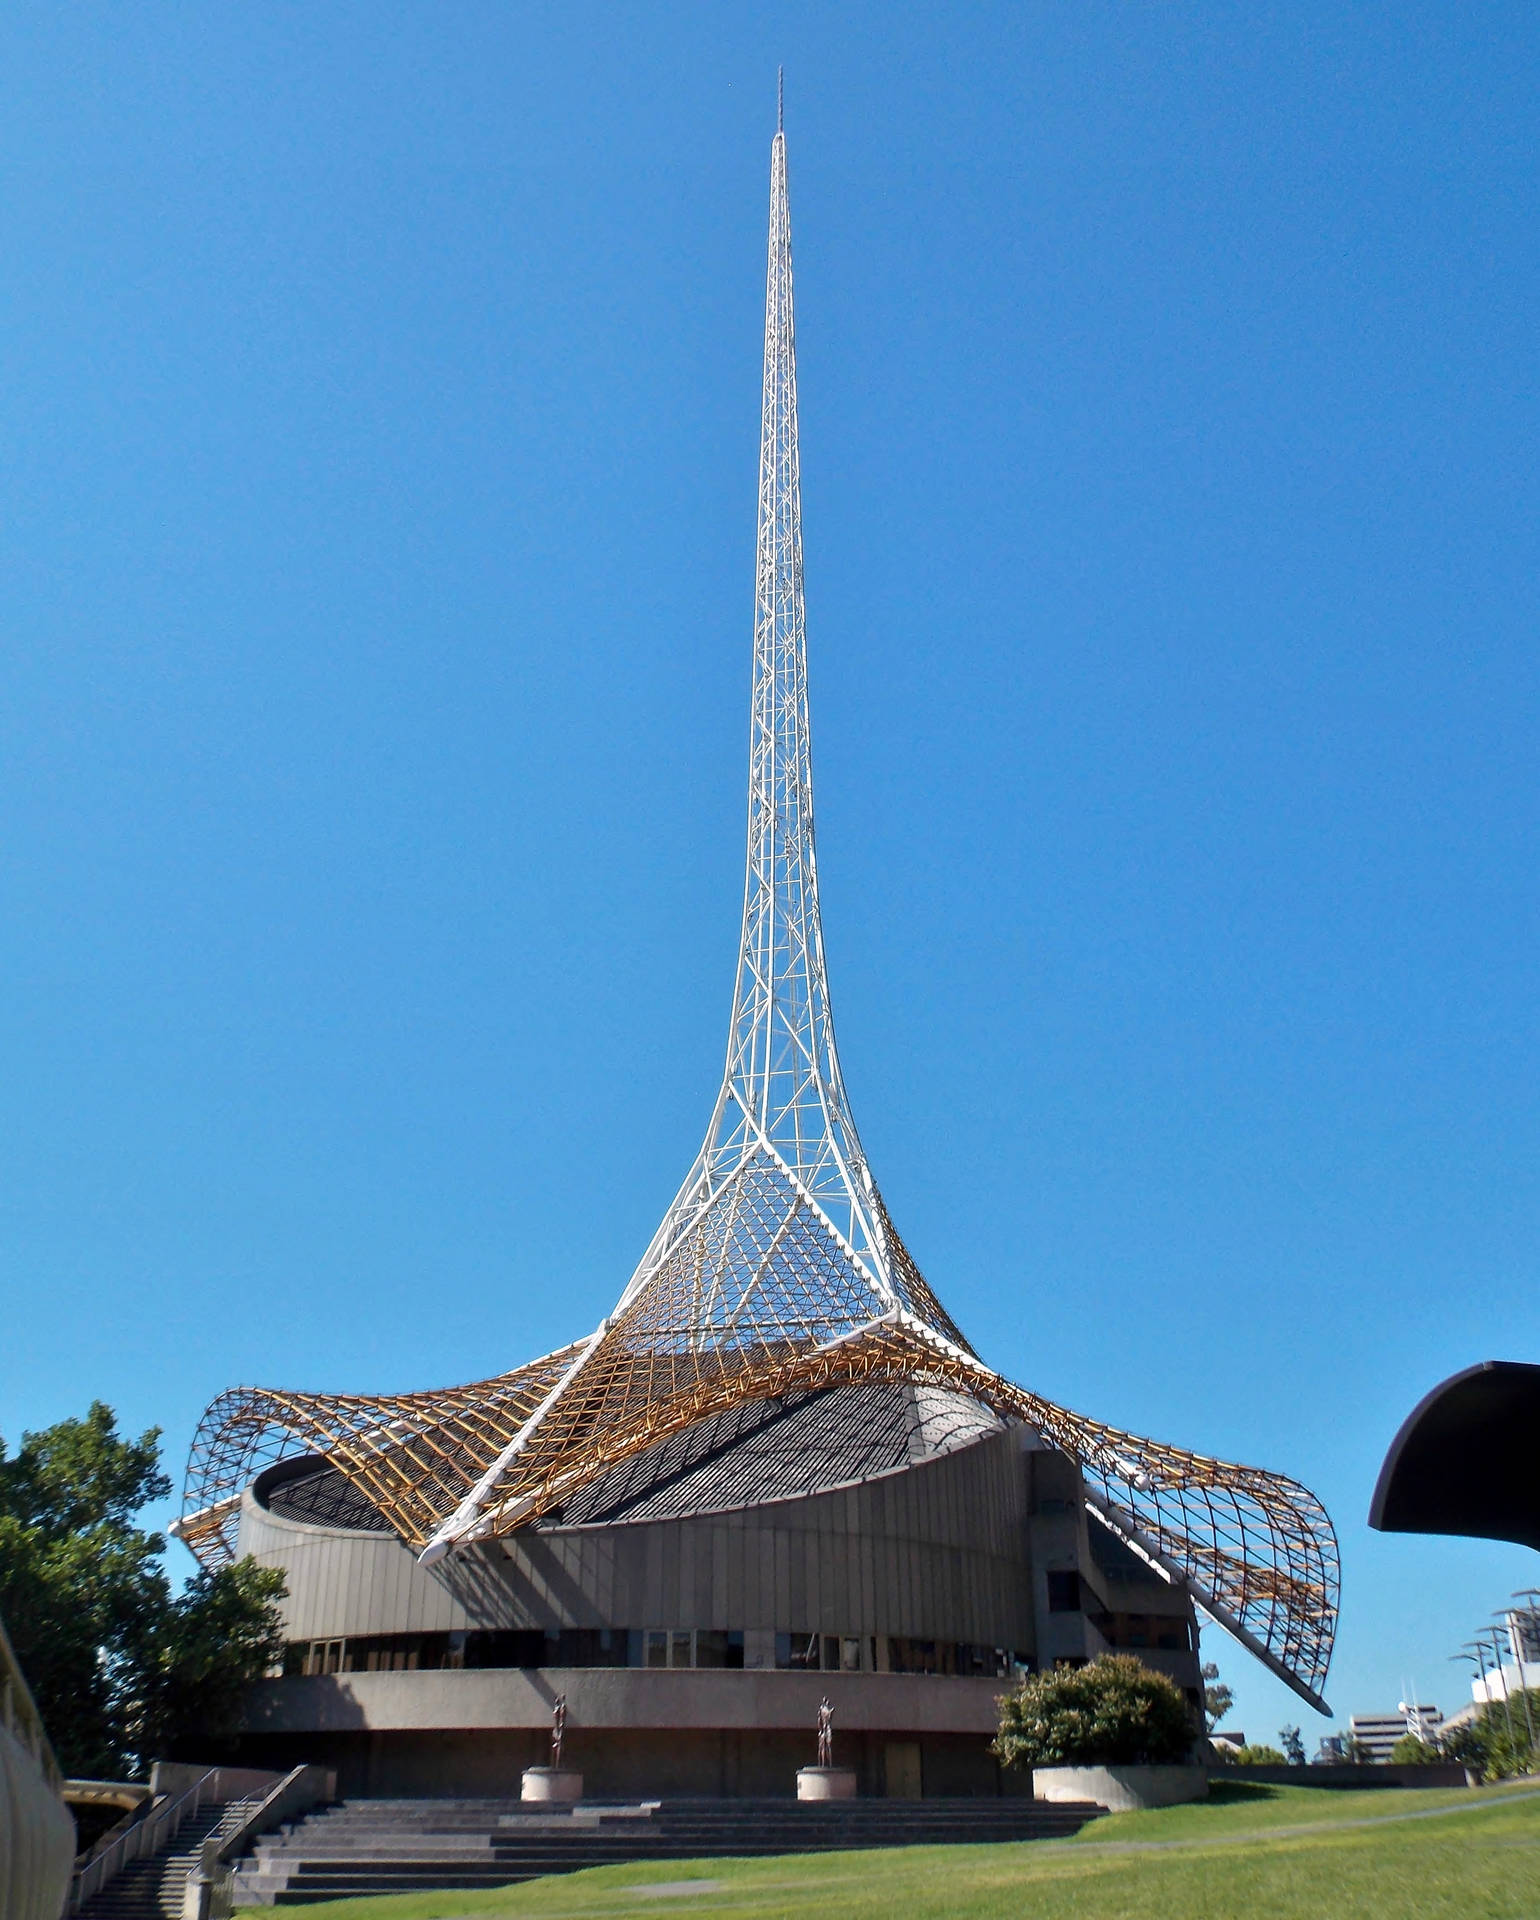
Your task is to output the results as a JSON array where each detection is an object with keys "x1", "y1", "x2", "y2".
[{"x1": 610, "y1": 112, "x2": 962, "y2": 1343}]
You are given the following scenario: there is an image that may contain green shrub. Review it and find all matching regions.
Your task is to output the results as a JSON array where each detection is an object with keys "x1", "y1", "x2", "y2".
[
  {"x1": 993, "y1": 1653, "x2": 1196, "y2": 1769},
  {"x1": 1388, "y1": 1734, "x2": 1442, "y2": 1765},
  {"x1": 1228, "y1": 1743, "x2": 1288, "y2": 1765}
]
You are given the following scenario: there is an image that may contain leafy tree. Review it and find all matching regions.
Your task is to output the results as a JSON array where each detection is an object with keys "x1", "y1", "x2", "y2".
[
  {"x1": 135, "y1": 1559, "x2": 288, "y2": 1763},
  {"x1": 1444, "y1": 1694, "x2": 1540, "y2": 1781},
  {"x1": 1200, "y1": 1660, "x2": 1233, "y2": 1734},
  {"x1": 1279, "y1": 1724, "x2": 1306, "y2": 1766},
  {"x1": 1229, "y1": 1743, "x2": 1287, "y2": 1765},
  {"x1": 0, "y1": 1402, "x2": 286, "y2": 1778},
  {"x1": 994, "y1": 1654, "x2": 1196, "y2": 1769},
  {"x1": 1438, "y1": 1719, "x2": 1489, "y2": 1772},
  {"x1": 1388, "y1": 1733, "x2": 1442, "y2": 1764}
]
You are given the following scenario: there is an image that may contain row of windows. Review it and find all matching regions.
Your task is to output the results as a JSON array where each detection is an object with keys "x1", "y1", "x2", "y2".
[
  {"x1": 1096, "y1": 1612, "x2": 1192, "y2": 1654},
  {"x1": 285, "y1": 1629, "x2": 1025, "y2": 1680}
]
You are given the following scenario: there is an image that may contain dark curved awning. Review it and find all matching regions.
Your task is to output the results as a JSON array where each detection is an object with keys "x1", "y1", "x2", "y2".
[{"x1": 1369, "y1": 1361, "x2": 1540, "y2": 1553}]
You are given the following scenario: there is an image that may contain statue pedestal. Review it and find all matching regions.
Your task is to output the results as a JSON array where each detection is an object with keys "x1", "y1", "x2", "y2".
[
  {"x1": 796, "y1": 1766, "x2": 857, "y2": 1801},
  {"x1": 522, "y1": 1767, "x2": 583, "y2": 1803}
]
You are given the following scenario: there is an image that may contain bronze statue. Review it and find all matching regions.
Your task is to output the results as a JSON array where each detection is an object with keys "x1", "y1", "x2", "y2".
[{"x1": 816, "y1": 1696, "x2": 834, "y2": 1769}]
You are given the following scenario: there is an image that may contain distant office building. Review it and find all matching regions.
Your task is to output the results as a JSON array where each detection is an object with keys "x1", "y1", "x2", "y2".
[{"x1": 1349, "y1": 1705, "x2": 1443, "y2": 1763}]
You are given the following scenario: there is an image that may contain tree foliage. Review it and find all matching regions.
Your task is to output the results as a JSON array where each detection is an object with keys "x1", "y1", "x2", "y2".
[
  {"x1": 1279, "y1": 1724, "x2": 1306, "y2": 1766},
  {"x1": 1441, "y1": 1694, "x2": 1540, "y2": 1781},
  {"x1": 0, "y1": 1402, "x2": 286, "y2": 1779},
  {"x1": 1200, "y1": 1660, "x2": 1233, "y2": 1734},
  {"x1": 994, "y1": 1654, "x2": 1196, "y2": 1768},
  {"x1": 1388, "y1": 1733, "x2": 1443, "y2": 1764},
  {"x1": 1228, "y1": 1743, "x2": 1287, "y2": 1765}
]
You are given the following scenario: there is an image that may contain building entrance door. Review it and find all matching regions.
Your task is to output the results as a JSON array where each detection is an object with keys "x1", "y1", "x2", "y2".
[{"x1": 884, "y1": 1741, "x2": 922, "y2": 1799}]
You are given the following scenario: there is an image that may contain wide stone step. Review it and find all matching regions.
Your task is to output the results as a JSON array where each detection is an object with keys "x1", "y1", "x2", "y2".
[{"x1": 229, "y1": 1794, "x2": 1105, "y2": 1905}]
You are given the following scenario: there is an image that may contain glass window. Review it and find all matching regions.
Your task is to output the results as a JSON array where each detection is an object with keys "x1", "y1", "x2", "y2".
[
  {"x1": 887, "y1": 1637, "x2": 950, "y2": 1675},
  {"x1": 670, "y1": 1630, "x2": 693, "y2": 1669},
  {"x1": 776, "y1": 1632, "x2": 819, "y2": 1670},
  {"x1": 841, "y1": 1637, "x2": 862, "y2": 1672},
  {"x1": 645, "y1": 1630, "x2": 669, "y2": 1669}
]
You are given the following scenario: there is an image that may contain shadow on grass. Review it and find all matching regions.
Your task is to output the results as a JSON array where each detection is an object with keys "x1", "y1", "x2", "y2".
[{"x1": 1205, "y1": 1780, "x2": 1284, "y2": 1806}]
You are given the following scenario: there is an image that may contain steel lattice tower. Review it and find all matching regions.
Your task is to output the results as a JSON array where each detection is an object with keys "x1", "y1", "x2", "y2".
[
  {"x1": 175, "y1": 98, "x2": 1341, "y2": 1713},
  {"x1": 613, "y1": 113, "x2": 962, "y2": 1345}
]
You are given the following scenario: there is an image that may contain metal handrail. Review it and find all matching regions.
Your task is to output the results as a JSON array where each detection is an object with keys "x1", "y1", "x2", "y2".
[
  {"x1": 202, "y1": 1765, "x2": 311, "y2": 1872},
  {"x1": 0, "y1": 1611, "x2": 65, "y2": 1797},
  {"x1": 68, "y1": 1767, "x2": 234, "y2": 1913},
  {"x1": 187, "y1": 1763, "x2": 333, "y2": 1916}
]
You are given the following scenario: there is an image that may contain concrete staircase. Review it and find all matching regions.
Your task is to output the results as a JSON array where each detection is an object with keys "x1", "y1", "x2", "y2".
[
  {"x1": 233, "y1": 1794, "x2": 1105, "y2": 1905},
  {"x1": 76, "y1": 1799, "x2": 266, "y2": 1920}
]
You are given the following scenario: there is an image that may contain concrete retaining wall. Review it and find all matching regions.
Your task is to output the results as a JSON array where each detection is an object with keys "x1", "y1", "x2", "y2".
[
  {"x1": 1213, "y1": 1762, "x2": 1472, "y2": 1789},
  {"x1": 1035, "y1": 1763, "x2": 1207, "y2": 1811}
]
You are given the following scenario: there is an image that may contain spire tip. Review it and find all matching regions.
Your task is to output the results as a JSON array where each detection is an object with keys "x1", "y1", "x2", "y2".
[{"x1": 777, "y1": 67, "x2": 784, "y2": 133}]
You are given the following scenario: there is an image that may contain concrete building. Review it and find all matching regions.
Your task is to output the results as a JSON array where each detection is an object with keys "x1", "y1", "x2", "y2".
[
  {"x1": 180, "y1": 106, "x2": 1337, "y2": 1798},
  {"x1": 1470, "y1": 1608, "x2": 1540, "y2": 1707},
  {"x1": 0, "y1": 1614, "x2": 76, "y2": 1920},
  {"x1": 232, "y1": 1384, "x2": 1202, "y2": 1796},
  {"x1": 1348, "y1": 1706, "x2": 1444, "y2": 1764}
]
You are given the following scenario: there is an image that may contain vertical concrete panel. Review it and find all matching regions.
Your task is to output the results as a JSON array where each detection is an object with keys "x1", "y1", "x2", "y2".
[
  {"x1": 859, "y1": 1501, "x2": 876, "y2": 1633},
  {"x1": 756, "y1": 1521, "x2": 776, "y2": 1630},
  {"x1": 709, "y1": 1528, "x2": 728, "y2": 1625}
]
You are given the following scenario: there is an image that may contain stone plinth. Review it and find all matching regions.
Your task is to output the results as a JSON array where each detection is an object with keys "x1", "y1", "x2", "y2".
[
  {"x1": 796, "y1": 1765, "x2": 857, "y2": 1801},
  {"x1": 521, "y1": 1767, "x2": 583, "y2": 1803}
]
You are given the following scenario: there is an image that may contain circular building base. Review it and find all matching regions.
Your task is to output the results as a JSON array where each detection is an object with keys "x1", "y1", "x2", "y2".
[
  {"x1": 797, "y1": 1766, "x2": 857, "y2": 1801},
  {"x1": 522, "y1": 1767, "x2": 584, "y2": 1803}
]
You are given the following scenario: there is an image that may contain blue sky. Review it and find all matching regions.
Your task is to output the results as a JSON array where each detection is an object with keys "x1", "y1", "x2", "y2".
[{"x1": 2, "y1": 5, "x2": 1536, "y2": 1742}]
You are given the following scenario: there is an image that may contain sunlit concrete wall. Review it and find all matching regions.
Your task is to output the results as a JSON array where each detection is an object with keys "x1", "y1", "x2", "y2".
[
  {"x1": 239, "y1": 1425, "x2": 1039, "y2": 1653},
  {"x1": 0, "y1": 1719, "x2": 75, "y2": 1920}
]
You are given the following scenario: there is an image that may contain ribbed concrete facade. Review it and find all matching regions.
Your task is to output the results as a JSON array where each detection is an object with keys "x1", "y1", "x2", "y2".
[
  {"x1": 242, "y1": 1406, "x2": 1036, "y2": 1652},
  {"x1": 230, "y1": 1386, "x2": 1201, "y2": 1797}
]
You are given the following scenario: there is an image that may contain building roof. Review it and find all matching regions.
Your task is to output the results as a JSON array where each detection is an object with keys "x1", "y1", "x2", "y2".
[{"x1": 260, "y1": 1382, "x2": 1003, "y2": 1534}]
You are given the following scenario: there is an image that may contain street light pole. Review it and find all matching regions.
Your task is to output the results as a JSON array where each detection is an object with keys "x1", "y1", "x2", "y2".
[
  {"x1": 1496, "y1": 1609, "x2": 1536, "y2": 1754},
  {"x1": 1512, "y1": 1591, "x2": 1540, "y2": 1686},
  {"x1": 1477, "y1": 1629, "x2": 1519, "y2": 1751},
  {"x1": 1452, "y1": 1645, "x2": 1486, "y2": 1742}
]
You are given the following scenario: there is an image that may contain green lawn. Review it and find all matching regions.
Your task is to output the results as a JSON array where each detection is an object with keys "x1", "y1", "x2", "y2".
[{"x1": 234, "y1": 1779, "x2": 1540, "y2": 1920}]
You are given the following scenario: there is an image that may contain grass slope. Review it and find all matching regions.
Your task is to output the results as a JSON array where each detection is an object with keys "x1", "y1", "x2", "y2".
[{"x1": 234, "y1": 1779, "x2": 1540, "y2": 1920}]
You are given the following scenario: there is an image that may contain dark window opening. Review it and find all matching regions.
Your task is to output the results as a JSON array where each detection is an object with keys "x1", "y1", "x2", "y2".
[{"x1": 1046, "y1": 1570, "x2": 1082, "y2": 1613}]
